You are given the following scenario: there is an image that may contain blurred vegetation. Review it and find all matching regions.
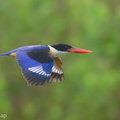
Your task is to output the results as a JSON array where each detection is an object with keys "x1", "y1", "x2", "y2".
[{"x1": 0, "y1": 0, "x2": 120, "y2": 120}]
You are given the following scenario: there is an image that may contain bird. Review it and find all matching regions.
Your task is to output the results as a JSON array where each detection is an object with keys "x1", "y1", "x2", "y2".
[{"x1": 0, "y1": 44, "x2": 92, "y2": 86}]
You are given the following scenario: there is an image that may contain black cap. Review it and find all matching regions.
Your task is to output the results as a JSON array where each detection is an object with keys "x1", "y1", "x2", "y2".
[{"x1": 51, "y1": 44, "x2": 72, "y2": 51}]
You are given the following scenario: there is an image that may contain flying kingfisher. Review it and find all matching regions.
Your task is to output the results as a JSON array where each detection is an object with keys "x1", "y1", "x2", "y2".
[{"x1": 0, "y1": 44, "x2": 92, "y2": 86}]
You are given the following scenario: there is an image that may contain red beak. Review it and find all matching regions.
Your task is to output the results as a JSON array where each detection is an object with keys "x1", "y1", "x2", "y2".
[{"x1": 67, "y1": 47, "x2": 92, "y2": 53}]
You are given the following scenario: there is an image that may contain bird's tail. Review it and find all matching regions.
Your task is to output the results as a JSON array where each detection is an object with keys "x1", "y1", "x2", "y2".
[{"x1": 0, "y1": 52, "x2": 10, "y2": 56}]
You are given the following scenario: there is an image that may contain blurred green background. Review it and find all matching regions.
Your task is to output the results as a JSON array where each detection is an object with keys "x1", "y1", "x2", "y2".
[{"x1": 0, "y1": 0, "x2": 120, "y2": 120}]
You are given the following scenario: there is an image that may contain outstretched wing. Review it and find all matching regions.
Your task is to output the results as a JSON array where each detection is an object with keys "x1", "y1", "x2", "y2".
[
  {"x1": 50, "y1": 57, "x2": 64, "y2": 82},
  {"x1": 15, "y1": 47, "x2": 54, "y2": 86}
]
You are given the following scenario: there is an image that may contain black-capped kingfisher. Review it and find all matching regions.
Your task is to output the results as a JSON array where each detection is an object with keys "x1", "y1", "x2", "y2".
[{"x1": 0, "y1": 44, "x2": 92, "y2": 86}]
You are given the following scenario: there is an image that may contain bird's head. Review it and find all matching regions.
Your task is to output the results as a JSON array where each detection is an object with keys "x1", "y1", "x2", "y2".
[{"x1": 48, "y1": 44, "x2": 92, "y2": 57}]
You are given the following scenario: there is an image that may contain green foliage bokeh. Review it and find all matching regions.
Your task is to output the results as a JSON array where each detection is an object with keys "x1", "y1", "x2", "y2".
[{"x1": 0, "y1": 0, "x2": 120, "y2": 120}]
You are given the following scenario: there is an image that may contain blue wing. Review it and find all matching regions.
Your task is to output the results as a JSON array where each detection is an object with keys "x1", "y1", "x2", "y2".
[{"x1": 15, "y1": 47, "x2": 54, "y2": 86}]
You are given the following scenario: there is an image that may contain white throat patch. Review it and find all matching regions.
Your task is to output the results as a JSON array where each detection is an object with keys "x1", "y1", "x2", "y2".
[{"x1": 48, "y1": 45, "x2": 68, "y2": 57}]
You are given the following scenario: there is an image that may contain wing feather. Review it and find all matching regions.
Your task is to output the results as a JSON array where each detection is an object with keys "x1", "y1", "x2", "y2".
[{"x1": 15, "y1": 48, "x2": 54, "y2": 86}]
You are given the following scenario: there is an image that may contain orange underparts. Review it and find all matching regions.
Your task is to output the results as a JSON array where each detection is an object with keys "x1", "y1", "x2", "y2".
[
  {"x1": 10, "y1": 53, "x2": 17, "y2": 57},
  {"x1": 54, "y1": 57, "x2": 62, "y2": 69}
]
